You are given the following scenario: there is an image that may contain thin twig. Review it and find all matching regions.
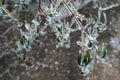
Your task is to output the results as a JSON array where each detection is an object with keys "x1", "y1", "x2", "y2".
[
  {"x1": 67, "y1": 0, "x2": 72, "y2": 4},
  {"x1": 81, "y1": 30, "x2": 85, "y2": 63},
  {"x1": 0, "y1": 69, "x2": 9, "y2": 77},
  {"x1": 0, "y1": 68, "x2": 16, "y2": 80},
  {"x1": 1, "y1": 27, "x2": 12, "y2": 37},
  {"x1": 100, "y1": 3, "x2": 120, "y2": 11},
  {"x1": 35, "y1": 0, "x2": 48, "y2": 19},
  {"x1": 54, "y1": 0, "x2": 61, "y2": 9},
  {"x1": 0, "y1": 1, "x2": 2, "y2": 6},
  {"x1": 61, "y1": 0, "x2": 83, "y2": 30},
  {"x1": 0, "y1": 2, "x2": 19, "y2": 37},
  {"x1": 53, "y1": 0, "x2": 92, "y2": 21},
  {"x1": 38, "y1": 0, "x2": 41, "y2": 9},
  {"x1": 35, "y1": 9, "x2": 40, "y2": 19},
  {"x1": 35, "y1": 0, "x2": 41, "y2": 19},
  {"x1": 40, "y1": 7, "x2": 48, "y2": 17},
  {"x1": 0, "y1": 6, "x2": 19, "y2": 22},
  {"x1": 38, "y1": 0, "x2": 47, "y2": 17},
  {"x1": 61, "y1": 0, "x2": 86, "y2": 58}
]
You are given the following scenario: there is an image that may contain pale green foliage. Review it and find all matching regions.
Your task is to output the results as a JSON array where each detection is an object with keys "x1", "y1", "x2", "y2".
[{"x1": 1, "y1": 0, "x2": 118, "y2": 75}]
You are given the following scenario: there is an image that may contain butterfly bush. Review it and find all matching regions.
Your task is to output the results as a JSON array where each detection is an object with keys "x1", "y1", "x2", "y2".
[{"x1": 1, "y1": 0, "x2": 119, "y2": 75}]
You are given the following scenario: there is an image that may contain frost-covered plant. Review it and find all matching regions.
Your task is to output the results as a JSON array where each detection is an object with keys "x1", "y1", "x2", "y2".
[
  {"x1": 16, "y1": 19, "x2": 40, "y2": 53},
  {"x1": 51, "y1": 21, "x2": 71, "y2": 48},
  {"x1": 0, "y1": 0, "x2": 120, "y2": 75}
]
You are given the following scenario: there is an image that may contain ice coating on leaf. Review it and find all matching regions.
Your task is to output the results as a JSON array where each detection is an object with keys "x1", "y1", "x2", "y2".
[
  {"x1": 25, "y1": 22, "x2": 31, "y2": 31},
  {"x1": 96, "y1": 44, "x2": 108, "y2": 64},
  {"x1": 32, "y1": 19, "x2": 40, "y2": 26},
  {"x1": 51, "y1": 21, "x2": 72, "y2": 48},
  {"x1": 16, "y1": 19, "x2": 40, "y2": 53},
  {"x1": 16, "y1": 40, "x2": 23, "y2": 52},
  {"x1": 94, "y1": 23, "x2": 107, "y2": 32},
  {"x1": 76, "y1": 41, "x2": 81, "y2": 46},
  {"x1": 81, "y1": 62, "x2": 93, "y2": 75}
]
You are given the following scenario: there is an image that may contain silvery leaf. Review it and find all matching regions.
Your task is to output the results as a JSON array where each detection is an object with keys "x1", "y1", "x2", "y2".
[
  {"x1": 17, "y1": 22, "x2": 23, "y2": 27},
  {"x1": 25, "y1": 22, "x2": 30, "y2": 31},
  {"x1": 32, "y1": 19, "x2": 40, "y2": 26},
  {"x1": 76, "y1": 41, "x2": 81, "y2": 46}
]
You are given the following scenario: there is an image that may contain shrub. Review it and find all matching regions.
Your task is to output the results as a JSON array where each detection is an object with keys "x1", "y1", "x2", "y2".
[{"x1": 0, "y1": 0, "x2": 119, "y2": 75}]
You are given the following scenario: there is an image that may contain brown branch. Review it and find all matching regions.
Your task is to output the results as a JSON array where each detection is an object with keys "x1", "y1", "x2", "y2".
[
  {"x1": 0, "y1": 2, "x2": 19, "y2": 37},
  {"x1": 1, "y1": 27, "x2": 12, "y2": 37},
  {"x1": 38, "y1": 0, "x2": 41, "y2": 9},
  {"x1": 35, "y1": 0, "x2": 48, "y2": 19},
  {"x1": 40, "y1": 7, "x2": 48, "y2": 17},
  {"x1": 0, "y1": 6, "x2": 19, "y2": 22},
  {"x1": 61, "y1": 0, "x2": 86, "y2": 60},
  {"x1": 38, "y1": 1, "x2": 47, "y2": 16},
  {"x1": 0, "y1": 1, "x2": 2, "y2": 6},
  {"x1": 61, "y1": 0, "x2": 87, "y2": 30},
  {"x1": 81, "y1": 30, "x2": 85, "y2": 62},
  {"x1": 54, "y1": 0, "x2": 92, "y2": 21}
]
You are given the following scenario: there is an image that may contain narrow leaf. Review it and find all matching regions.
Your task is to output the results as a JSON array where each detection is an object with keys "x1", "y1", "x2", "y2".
[{"x1": 77, "y1": 54, "x2": 82, "y2": 65}]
